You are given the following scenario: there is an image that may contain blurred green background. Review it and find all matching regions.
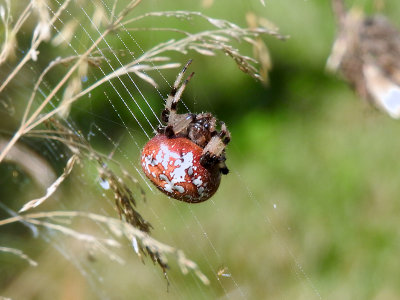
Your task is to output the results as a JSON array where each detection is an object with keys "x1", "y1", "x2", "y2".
[{"x1": 2, "y1": 0, "x2": 400, "y2": 299}]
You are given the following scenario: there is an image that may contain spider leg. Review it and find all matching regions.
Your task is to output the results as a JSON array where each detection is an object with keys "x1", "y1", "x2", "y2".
[
  {"x1": 200, "y1": 150, "x2": 229, "y2": 174},
  {"x1": 219, "y1": 161, "x2": 229, "y2": 175},
  {"x1": 171, "y1": 113, "x2": 196, "y2": 136},
  {"x1": 202, "y1": 122, "x2": 230, "y2": 156},
  {"x1": 200, "y1": 122, "x2": 230, "y2": 173},
  {"x1": 220, "y1": 123, "x2": 231, "y2": 145},
  {"x1": 162, "y1": 59, "x2": 194, "y2": 123}
]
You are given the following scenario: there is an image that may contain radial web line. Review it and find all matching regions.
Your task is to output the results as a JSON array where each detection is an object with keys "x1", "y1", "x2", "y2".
[
  {"x1": 100, "y1": 0, "x2": 192, "y2": 114},
  {"x1": 100, "y1": 0, "x2": 164, "y2": 125},
  {"x1": 121, "y1": 24, "x2": 193, "y2": 114},
  {"x1": 92, "y1": 121, "x2": 154, "y2": 192},
  {"x1": 188, "y1": 206, "x2": 246, "y2": 299},
  {"x1": 80, "y1": 6, "x2": 156, "y2": 134},
  {"x1": 49, "y1": 2, "x2": 146, "y2": 153},
  {"x1": 234, "y1": 170, "x2": 322, "y2": 299},
  {"x1": 52, "y1": 0, "x2": 152, "y2": 139},
  {"x1": 46, "y1": 1, "x2": 155, "y2": 201},
  {"x1": 167, "y1": 200, "x2": 224, "y2": 298},
  {"x1": 147, "y1": 206, "x2": 207, "y2": 298}
]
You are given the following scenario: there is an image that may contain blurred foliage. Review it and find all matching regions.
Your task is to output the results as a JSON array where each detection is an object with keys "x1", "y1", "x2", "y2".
[{"x1": 2, "y1": 0, "x2": 400, "y2": 299}]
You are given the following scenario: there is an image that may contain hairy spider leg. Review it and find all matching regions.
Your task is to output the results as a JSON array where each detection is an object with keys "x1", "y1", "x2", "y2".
[
  {"x1": 162, "y1": 59, "x2": 194, "y2": 123},
  {"x1": 164, "y1": 84, "x2": 196, "y2": 138},
  {"x1": 220, "y1": 122, "x2": 231, "y2": 145},
  {"x1": 200, "y1": 122, "x2": 230, "y2": 173},
  {"x1": 202, "y1": 122, "x2": 230, "y2": 156}
]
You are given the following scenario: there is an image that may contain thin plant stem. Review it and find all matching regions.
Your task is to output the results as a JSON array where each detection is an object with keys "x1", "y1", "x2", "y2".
[
  {"x1": 0, "y1": 1, "x2": 33, "y2": 65},
  {"x1": 0, "y1": 0, "x2": 73, "y2": 93},
  {"x1": 0, "y1": 0, "x2": 142, "y2": 163},
  {"x1": 22, "y1": 56, "x2": 79, "y2": 124}
]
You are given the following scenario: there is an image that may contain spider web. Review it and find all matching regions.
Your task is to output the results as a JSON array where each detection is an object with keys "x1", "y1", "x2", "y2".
[{"x1": 0, "y1": 0, "x2": 322, "y2": 299}]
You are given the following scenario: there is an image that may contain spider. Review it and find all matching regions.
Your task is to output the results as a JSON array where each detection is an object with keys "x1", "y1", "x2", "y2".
[
  {"x1": 141, "y1": 60, "x2": 230, "y2": 203},
  {"x1": 158, "y1": 59, "x2": 230, "y2": 173}
]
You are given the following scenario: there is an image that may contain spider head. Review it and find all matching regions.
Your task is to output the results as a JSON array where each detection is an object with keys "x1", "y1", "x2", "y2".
[{"x1": 188, "y1": 114, "x2": 216, "y2": 148}]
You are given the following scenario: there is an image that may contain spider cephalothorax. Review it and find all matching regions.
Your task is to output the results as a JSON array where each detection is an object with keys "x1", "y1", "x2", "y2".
[{"x1": 141, "y1": 60, "x2": 230, "y2": 203}]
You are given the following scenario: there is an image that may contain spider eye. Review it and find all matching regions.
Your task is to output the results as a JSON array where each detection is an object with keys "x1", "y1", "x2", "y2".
[
  {"x1": 188, "y1": 125, "x2": 207, "y2": 146},
  {"x1": 190, "y1": 125, "x2": 201, "y2": 137}
]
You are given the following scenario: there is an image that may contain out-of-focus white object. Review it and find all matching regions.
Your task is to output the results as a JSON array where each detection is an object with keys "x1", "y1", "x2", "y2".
[{"x1": 327, "y1": 0, "x2": 400, "y2": 118}]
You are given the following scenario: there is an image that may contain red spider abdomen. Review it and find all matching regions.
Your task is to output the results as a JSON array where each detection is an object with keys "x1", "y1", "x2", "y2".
[{"x1": 141, "y1": 134, "x2": 221, "y2": 203}]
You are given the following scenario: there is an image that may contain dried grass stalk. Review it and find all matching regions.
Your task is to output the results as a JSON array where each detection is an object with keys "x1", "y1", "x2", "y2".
[
  {"x1": 19, "y1": 154, "x2": 78, "y2": 213},
  {"x1": 0, "y1": 246, "x2": 38, "y2": 267},
  {"x1": 0, "y1": 211, "x2": 209, "y2": 285}
]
